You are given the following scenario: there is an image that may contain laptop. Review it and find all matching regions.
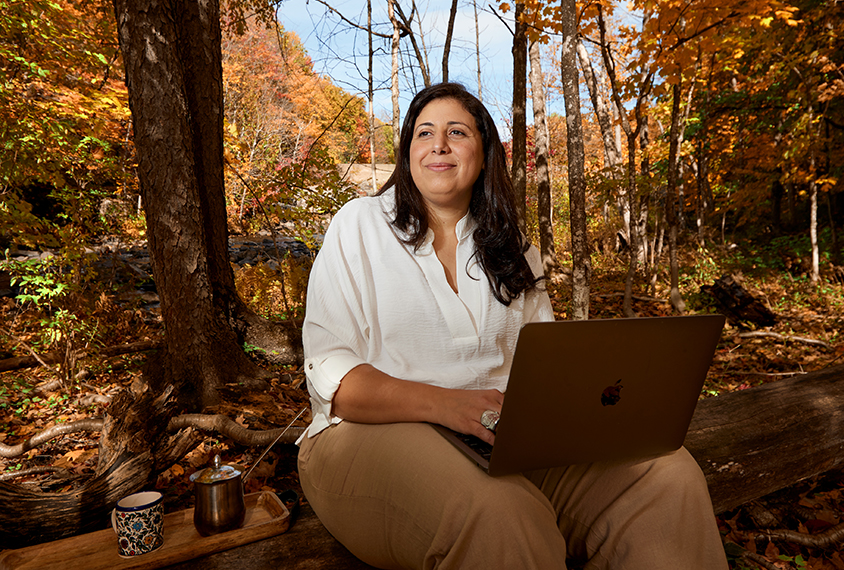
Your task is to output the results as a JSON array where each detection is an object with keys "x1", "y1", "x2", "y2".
[{"x1": 432, "y1": 314, "x2": 725, "y2": 476}]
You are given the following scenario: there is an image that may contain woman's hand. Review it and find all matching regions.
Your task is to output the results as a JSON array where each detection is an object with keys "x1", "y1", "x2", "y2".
[
  {"x1": 431, "y1": 387, "x2": 503, "y2": 446},
  {"x1": 333, "y1": 364, "x2": 504, "y2": 445}
]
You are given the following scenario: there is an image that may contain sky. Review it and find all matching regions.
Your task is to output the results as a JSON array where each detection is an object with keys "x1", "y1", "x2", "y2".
[{"x1": 276, "y1": 0, "x2": 529, "y2": 138}]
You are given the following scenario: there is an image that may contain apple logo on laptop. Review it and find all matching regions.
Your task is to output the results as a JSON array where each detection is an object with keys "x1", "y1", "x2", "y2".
[{"x1": 601, "y1": 379, "x2": 623, "y2": 406}]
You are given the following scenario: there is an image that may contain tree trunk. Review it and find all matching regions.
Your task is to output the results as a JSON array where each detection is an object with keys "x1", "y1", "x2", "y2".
[
  {"x1": 622, "y1": 132, "x2": 639, "y2": 318},
  {"x1": 597, "y1": 6, "x2": 651, "y2": 318},
  {"x1": 473, "y1": 0, "x2": 483, "y2": 102},
  {"x1": 367, "y1": 0, "x2": 376, "y2": 193},
  {"x1": 666, "y1": 81, "x2": 686, "y2": 314},
  {"x1": 441, "y1": 0, "x2": 458, "y2": 82},
  {"x1": 561, "y1": 0, "x2": 589, "y2": 320},
  {"x1": 810, "y1": 179, "x2": 820, "y2": 284},
  {"x1": 393, "y1": 3, "x2": 430, "y2": 89},
  {"x1": 113, "y1": 0, "x2": 280, "y2": 408},
  {"x1": 575, "y1": 38, "x2": 622, "y2": 175},
  {"x1": 387, "y1": 0, "x2": 401, "y2": 154},
  {"x1": 511, "y1": 2, "x2": 527, "y2": 233},
  {"x1": 529, "y1": 39, "x2": 559, "y2": 278}
]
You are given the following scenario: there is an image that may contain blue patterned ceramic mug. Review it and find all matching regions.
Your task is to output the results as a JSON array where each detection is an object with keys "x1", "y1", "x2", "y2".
[{"x1": 111, "y1": 491, "x2": 165, "y2": 557}]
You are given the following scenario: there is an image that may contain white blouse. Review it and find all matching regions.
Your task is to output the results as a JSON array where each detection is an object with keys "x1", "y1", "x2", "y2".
[{"x1": 299, "y1": 187, "x2": 554, "y2": 439}]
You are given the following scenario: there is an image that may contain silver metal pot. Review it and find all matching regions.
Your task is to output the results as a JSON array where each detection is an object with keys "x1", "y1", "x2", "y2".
[
  {"x1": 190, "y1": 455, "x2": 246, "y2": 536},
  {"x1": 188, "y1": 408, "x2": 307, "y2": 537}
]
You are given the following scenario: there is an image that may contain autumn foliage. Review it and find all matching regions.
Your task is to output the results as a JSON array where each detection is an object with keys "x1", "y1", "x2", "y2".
[
  {"x1": 507, "y1": 0, "x2": 842, "y2": 280},
  {"x1": 221, "y1": 19, "x2": 392, "y2": 238}
]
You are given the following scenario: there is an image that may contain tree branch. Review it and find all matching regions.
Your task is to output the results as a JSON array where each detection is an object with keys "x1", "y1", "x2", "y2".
[
  {"x1": 311, "y1": 0, "x2": 391, "y2": 38},
  {"x1": 0, "y1": 419, "x2": 105, "y2": 458},
  {"x1": 0, "y1": 466, "x2": 73, "y2": 482},
  {"x1": 738, "y1": 331, "x2": 831, "y2": 349},
  {"x1": 758, "y1": 522, "x2": 844, "y2": 550},
  {"x1": 1, "y1": 327, "x2": 61, "y2": 375},
  {"x1": 167, "y1": 413, "x2": 306, "y2": 445}
]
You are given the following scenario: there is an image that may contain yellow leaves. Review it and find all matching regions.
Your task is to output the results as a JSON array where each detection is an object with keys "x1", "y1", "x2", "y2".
[
  {"x1": 774, "y1": 7, "x2": 801, "y2": 26},
  {"x1": 499, "y1": 2, "x2": 511, "y2": 12},
  {"x1": 816, "y1": 177, "x2": 838, "y2": 192},
  {"x1": 760, "y1": 16, "x2": 774, "y2": 27}
]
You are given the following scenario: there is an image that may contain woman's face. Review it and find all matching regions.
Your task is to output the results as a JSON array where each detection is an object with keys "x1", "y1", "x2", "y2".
[{"x1": 409, "y1": 98, "x2": 485, "y2": 215}]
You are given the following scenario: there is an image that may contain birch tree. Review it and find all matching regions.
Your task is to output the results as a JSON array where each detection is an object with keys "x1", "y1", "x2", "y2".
[
  {"x1": 529, "y1": 39, "x2": 559, "y2": 278},
  {"x1": 560, "y1": 0, "x2": 590, "y2": 319},
  {"x1": 512, "y1": 2, "x2": 528, "y2": 231}
]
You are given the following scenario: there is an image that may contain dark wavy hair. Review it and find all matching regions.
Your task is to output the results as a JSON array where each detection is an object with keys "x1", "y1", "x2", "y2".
[{"x1": 378, "y1": 82, "x2": 540, "y2": 306}]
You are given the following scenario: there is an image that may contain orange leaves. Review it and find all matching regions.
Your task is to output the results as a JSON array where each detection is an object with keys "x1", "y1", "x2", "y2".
[{"x1": 53, "y1": 448, "x2": 97, "y2": 471}]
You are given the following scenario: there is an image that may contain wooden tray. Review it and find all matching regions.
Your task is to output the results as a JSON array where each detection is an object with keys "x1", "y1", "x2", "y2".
[{"x1": 0, "y1": 491, "x2": 291, "y2": 570}]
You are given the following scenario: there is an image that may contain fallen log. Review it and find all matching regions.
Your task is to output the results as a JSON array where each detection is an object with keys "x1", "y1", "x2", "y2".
[{"x1": 684, "y1": 362, "x2": 844, "y2": 514}]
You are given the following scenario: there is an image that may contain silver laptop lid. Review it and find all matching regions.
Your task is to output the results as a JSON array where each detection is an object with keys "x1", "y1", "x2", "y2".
[{"x1": 488, "y1": 314, "x2": 725, "y2": 476}]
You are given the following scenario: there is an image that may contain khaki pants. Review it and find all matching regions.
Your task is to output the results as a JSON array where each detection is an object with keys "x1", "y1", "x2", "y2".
[{"x1": 298, "y1": 421, "x2": 727, "y2": 570}]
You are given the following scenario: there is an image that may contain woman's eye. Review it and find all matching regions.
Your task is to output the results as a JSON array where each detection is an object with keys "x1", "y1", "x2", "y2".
[{"x1": 449, "y1": 129, "x2": 465, "y2": 136}]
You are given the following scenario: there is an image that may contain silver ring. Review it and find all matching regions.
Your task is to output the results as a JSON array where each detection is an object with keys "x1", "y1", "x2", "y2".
[{"x1": 480, "y1": 410, "x2": 500, "y2": 432}]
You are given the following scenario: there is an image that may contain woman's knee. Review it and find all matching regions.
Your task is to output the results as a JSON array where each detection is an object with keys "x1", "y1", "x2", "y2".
[
  {"x1": 644, "y1": 447, "x2": 711, "y2": 500},
  {"x1": 431, "y1": 476, "x2": 567, "y2": 569}
]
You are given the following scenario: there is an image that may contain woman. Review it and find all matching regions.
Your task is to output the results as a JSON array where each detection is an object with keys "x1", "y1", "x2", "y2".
[{"x1": 297, "y1": 83, "x2": 727, "y2": 570}]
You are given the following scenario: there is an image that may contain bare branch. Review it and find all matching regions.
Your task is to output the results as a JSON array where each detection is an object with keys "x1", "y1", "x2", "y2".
[
  {"x1": 758, "y1": 523, "x2": 844, "y2": 550},
  {"x1": 1, "y1": 326, "x2": 61, "y2": 375},
  {"x1": 488, "y1": 4, "x2": 514, "y2": 36},
  {"x1": 738, "y1": 331, "x2": 831, "y2": 349},
  {"x1": 0, "y1": 419, "x2": 105, "y2": 458},
  {"x1": 0, "y1": 466, "x2": 73, "y2": 482},
  {"x1": 311, "y1": 0, "x2": 391, "y2": 38},
  {"x1": 168, "y1": 414, "x2": 306, "y2": 446}
]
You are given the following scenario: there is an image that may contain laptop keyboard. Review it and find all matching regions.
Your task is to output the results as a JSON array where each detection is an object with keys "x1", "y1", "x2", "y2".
[{"x1": 454, "y1": 432, "x2": 493, "y2": 462}]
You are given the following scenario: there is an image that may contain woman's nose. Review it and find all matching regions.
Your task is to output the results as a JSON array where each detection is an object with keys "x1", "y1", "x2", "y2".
[{"x1": 432, "y1": 133, "x2": 449, "y2": 153}]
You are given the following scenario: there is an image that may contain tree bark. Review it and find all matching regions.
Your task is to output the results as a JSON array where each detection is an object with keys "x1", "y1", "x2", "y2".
[
  {"x1": 666, "y1": 81, "x2": 686, "y2": 314},
  {"x1": 597, "y1": 6, "x2": 651, "y2": 318},
  {"x1": 511, "y1": 2, "x2": 528, "y2": 233},
  {"x1": 561, "y1": 0, "x2": 589, "y2": 320},
  {"x1": 394, "y1": 3, "x2": 430, "y2": 88},
  {"x1": 528, "y1": 39, "x2": 559, "y2": 278},
  {"x1": 113, "y1": 0, "x2": 274, "y2": 407},
  {"x1": 387, "y1": 0, "x2": 401, "y2": 154},
  {"x1": 441, "y1": 0, "x2": 458, "y2": 82},
  {"x1": 685, "y1": 364, "x2": 844, "y2": 515},
  {"x1": 575, "y1": 38, "x2": 622, "y2": 175},
  {"x1": 473, "y1": 0, "x2": 483, "y2": 102},
  {"x1": 367, "y1": 0, "x2": 376, "y2": 193}
]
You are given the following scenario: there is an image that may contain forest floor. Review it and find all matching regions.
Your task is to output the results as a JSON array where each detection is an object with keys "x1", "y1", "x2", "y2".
[{"x1": 1, "y1": 237, "x2": 843, "y2": 569}]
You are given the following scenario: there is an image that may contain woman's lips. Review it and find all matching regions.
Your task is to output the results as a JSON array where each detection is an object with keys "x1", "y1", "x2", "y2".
[{"x1": 426, "y1": 162, "x2": 455, "y2": 172}]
